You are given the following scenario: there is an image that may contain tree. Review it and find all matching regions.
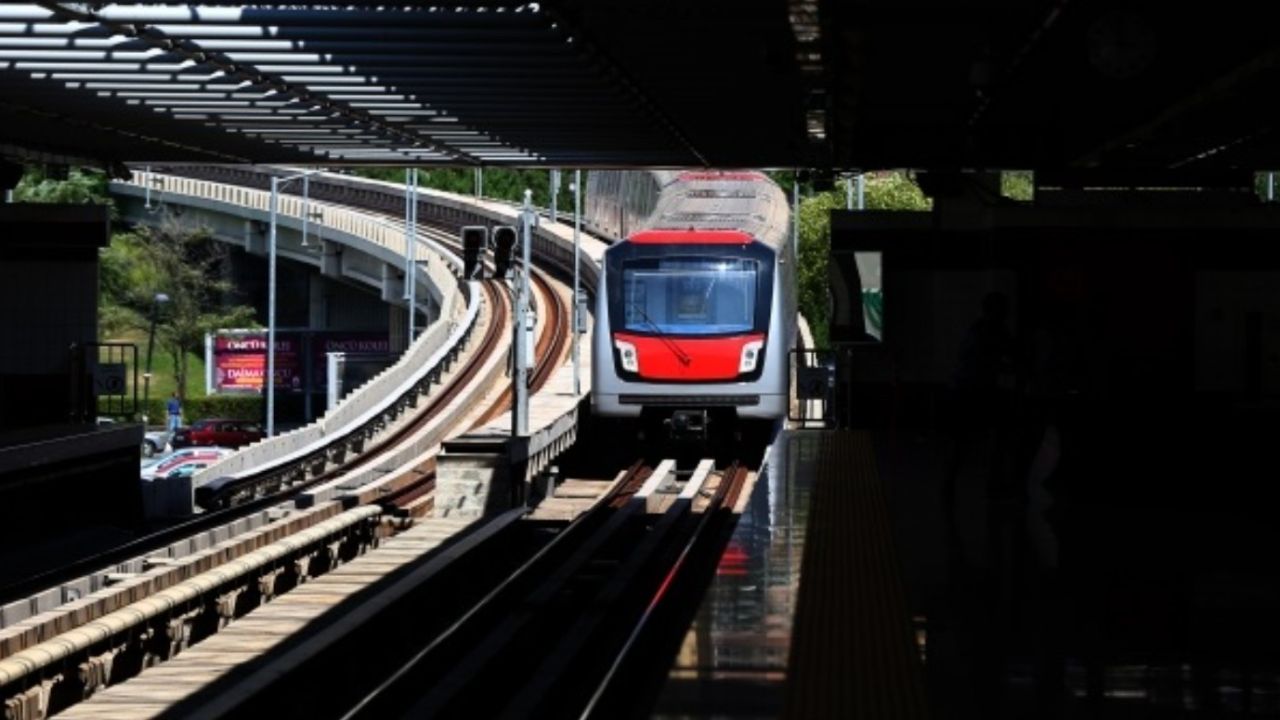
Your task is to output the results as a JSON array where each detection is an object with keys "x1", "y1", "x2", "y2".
[
  {"x1": 794, "y1": 171, "x2": 932, "y2": 346},
  {"x1": 1001, "y1": 171, "x2": 1034, "y2": 202},
  {"x1": 133, "y1": 221, "x2": 257, "y2": 402},
  {"x1": 13, "y1": 166, "x2": 115, "y2": 214},
  {"x1": 352, "y1": 166, "x2": 575, "y2": 212}
]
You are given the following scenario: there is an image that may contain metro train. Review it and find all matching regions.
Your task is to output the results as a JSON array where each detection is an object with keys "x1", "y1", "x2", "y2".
[{"x1": 586, "y1": 170, "x2": 796, "y2": 440}]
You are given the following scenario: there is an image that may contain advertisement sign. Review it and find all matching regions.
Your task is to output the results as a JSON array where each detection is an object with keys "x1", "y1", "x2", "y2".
[
  {"x1": 209, "y1": 330, "x2": 390, "y2": 394},
  {"x1": 211, "y1": 332, "x2": 301, "y2": 393},
  {"x1": 311, "y1": 333, "x2": 391, "y2": 372}
]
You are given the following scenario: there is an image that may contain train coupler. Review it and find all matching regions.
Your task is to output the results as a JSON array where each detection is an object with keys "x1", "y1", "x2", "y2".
[{"x1": 664, "y1": 409, "x2": 709, "y2": 441}]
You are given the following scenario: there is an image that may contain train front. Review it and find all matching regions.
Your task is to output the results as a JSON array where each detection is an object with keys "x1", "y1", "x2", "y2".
[{"x1": 592, "y1": 228, "x2": 786, "y2": 438}]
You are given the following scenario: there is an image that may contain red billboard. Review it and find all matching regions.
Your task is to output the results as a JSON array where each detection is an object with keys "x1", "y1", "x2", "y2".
[
  {"x1": 211, "y1": 332, "x2": 301, "y2": 393},
  {"x1": 210, "y1": 331, "x2": 389, "y2": 394}
]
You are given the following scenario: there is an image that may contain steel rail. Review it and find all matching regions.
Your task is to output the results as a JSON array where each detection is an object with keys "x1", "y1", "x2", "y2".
[
  {"x1": 199, "y1": 278, "x2": 509, "y2": 510},
  {"x1": 0, "y1": 183, "x2": 509, "y2": 605},
  {"x1": 339, "y1": 460, "x2": 653, "y2": 720},
  {"x1": 475, "y1": 266, "x2": 569, "y2": 428},
  {"x1": 379, "y1": 458, "x2": 699, "y2": 718},
  {"x1": 577, "y1": 463, "x2": 749, "y2": 720}
]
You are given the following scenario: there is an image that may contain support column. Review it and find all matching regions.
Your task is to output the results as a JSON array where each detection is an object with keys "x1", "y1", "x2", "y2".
[
  {"x1": 308, "y1": 273, "x2": 327, "y2": 330},
  {"x1": 388, "y1": 305, "x2": 408, "y2": 353},
  {"x1": 319, "y1": 239, "x2": 341, "y2": 278},
  {"x1": 244, "y1": 219, "x2": 266, "y2": 255},
  {"x1": 380, "y1": 263, "x2": 404, "y2": 304}
]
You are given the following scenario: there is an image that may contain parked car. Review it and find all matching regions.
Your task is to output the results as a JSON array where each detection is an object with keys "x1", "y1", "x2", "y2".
[
  {"x1": 141, "y1": 447, "x2": 234, "y2": 481},
  {"x1": 163, "y1": 461, "x2": 218, "y2": 482},
  {"x1": 142, "y1": 429, "x2": 173, "y2": 458},
  {"x1": 171, "y1": 419, "x2": 264, "y2": 449}
]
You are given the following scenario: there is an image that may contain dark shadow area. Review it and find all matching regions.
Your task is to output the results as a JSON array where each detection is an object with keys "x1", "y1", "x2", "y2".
[
  {"x1": 559, "y1": 402, "x2": 778, "y2": 478},
  {"x1": 0, "y1": 203, "x2": 148, "y2": 590},
  {"x1": 833, "y1": 200, "x2": 1280, "y2": 718}
]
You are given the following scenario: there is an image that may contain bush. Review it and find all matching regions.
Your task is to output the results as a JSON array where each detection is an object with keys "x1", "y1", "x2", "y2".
[
  {"x1": 185, "y1": 395, "x2": 264, "y2": 422},
  {"x1": 100, "y1": 395, "x2": 263, "y2": 425}
]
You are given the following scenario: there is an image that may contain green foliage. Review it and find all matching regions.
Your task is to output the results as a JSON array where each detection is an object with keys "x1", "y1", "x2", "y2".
[
  {"x1": 351, "y1": 166, "x2": 575, "y2": 212},
  {"x1": 794, "y1": 171, "x2": 931, "y2": 347},
  {"x1": 142, "y1": 221, "x2": 258, "y2": 401},
  {"x1": 796, "y1": 190, "x2": 843, "y2": 348},
  {"x1": 105, "y1": 394, "x2": 262, "y2": 425},
  {"x1": 1001, "y1": 171, "x2": 1034, "y2": 202},
  {"x1": 98, "y1": 223, "x2": 257, "y2": 403},
  {"x1": 182, "y1": 395, "x2": 263, "y2": 422},
  {"x1": 14, "y1": 166, "x2": 117, "y2": 219},
  {"x1": 100, "y1": 232, "x2": 159, "y2": 301},
  {"x1": 1256, "y1": 171, "x2": 1278, "y2": 201},
  {"x1": 99, "y1": 303, "x2": 147, "y2": 344},
  {"x1": 859, "y1": 171, "x2": 933, "y2": 211},
  {"x1": 14, "y1": 166, "x2": 109, "y2": 203}
]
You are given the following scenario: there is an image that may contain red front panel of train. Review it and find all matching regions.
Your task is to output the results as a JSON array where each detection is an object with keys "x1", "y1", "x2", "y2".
[{"x1": 614, "y1": 332, "x2": 764, "y2": 381}]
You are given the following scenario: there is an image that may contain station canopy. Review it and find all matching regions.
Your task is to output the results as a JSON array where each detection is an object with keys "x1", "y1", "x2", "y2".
[
  {"x1": 2, "y1": 2, "x2": 1280, "y2": 173},
  {"x1": 0, "y1": 2, "x2": 807, "y2": 168}
]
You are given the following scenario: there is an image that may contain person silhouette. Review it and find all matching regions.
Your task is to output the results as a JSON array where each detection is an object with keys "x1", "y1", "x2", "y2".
[
  {"x1": 166, "y1": 392, "x2": 182, "y2": 432},
  {"x1": 943, "y1": 291, "x2": 1015, "y2": 510}
]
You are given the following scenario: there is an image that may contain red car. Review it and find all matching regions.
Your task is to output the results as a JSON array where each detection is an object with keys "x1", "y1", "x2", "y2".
[{"x1": 170, "y1": 418, "x2": 264, "y2": 449}]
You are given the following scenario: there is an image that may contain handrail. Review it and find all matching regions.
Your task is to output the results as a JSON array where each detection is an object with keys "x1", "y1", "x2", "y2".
[
  {"x1": 115, "y1": 167, "x2": 609, "y2": 505},
  {"x1": 113, "y1": 172, "x2": 478, "y2": 499}
]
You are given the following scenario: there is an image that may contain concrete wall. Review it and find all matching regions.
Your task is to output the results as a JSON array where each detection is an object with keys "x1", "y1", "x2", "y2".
[
  {"x1": 0, "y1": 204, "x2": 106, "y2": 429},
  {"x1": 0, "y1": 205, "x2": 145, "y2": 547}
]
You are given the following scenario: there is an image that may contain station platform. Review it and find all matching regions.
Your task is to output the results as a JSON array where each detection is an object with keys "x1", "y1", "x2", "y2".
[
  {"x1": 653, "y1": 430, "x2": 927, "y2": 719},
  {"x1": 656, "y1": 413, "x2": 1280, "y2": 719}
]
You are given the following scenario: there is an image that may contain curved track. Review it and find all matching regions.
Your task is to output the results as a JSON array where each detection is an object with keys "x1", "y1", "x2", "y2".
[
  {"x1": 475, "y1": 268, "x2": 569, "y2": 428},
  {"x1": 0, "y1": 186, "x2": 572, "y2": 604}
]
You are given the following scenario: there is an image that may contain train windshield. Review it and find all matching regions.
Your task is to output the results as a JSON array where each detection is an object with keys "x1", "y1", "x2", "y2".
[{"x1": 621, "y1": 257, "x2": 758, "y2": 335}]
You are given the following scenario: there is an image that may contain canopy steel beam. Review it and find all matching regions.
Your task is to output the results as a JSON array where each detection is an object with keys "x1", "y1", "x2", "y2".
[
  {"x1": 1, "y1": 2, "x2": 718, "y2": 167},
  {"x1": 29, "y1": 1, "x2": 488, "y2": 164}
]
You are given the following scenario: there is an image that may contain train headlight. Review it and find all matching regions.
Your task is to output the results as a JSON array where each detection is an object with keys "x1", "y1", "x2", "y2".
[
  {"x1": 615, "y1": 339, "x2": 639, "y2": 373},
  {"x1": 739, "y1": 339, "x2": 764, "y2": 374}
]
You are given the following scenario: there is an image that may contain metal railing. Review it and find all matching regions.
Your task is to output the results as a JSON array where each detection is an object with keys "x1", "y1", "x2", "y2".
[
  {"x1": 114, "y1": 172, "x2": 477, "y2": 502},
  {"x1": 114, "y1": 168, "x2": 609, "y2": 509}
]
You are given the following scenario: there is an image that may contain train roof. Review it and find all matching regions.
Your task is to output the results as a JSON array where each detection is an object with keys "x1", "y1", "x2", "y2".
[{"x1": 643, "y1": 170, "x2": 791, "y2": 252}]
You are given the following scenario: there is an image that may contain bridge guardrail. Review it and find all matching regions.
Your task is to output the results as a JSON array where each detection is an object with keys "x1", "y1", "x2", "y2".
[
  {"x1": 115, "y1": 172, "x2": 476, "y2": 504},
  {"x1": 119, "y1": 167, "x2": 606, "y2": 507}
]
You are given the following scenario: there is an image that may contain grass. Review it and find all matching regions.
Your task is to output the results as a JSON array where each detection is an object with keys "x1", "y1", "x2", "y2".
[{"x1": 107, "y1": 329, "x2": 209, "y2": 400}]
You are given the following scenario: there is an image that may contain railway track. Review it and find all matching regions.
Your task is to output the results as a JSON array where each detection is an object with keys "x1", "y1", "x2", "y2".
[
  {"x1": 0, "y1": 222, "x2": 496, "y2": 608},
  {"x1": 0, "y1": 177, "x2": 583, "y2": 718},
  {"x1": 477, "y1": 267, "x2": 569, "y2": 427},
  {"x1": 360, "y1": 462, "x2": 751, "y2": 720},
  {"x1": 199, "y1": 278, "x2": 510, "y2": 511},
  {"x1": 147, "y1": 459, "x2": 757, "y2": 720},
  {"x1": 1, "y1": 177, "x2": 580, "y2": 604}
]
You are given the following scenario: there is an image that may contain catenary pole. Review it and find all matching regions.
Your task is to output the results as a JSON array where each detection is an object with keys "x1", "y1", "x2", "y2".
[
  {"x1": 267, "y1": 176, "x2": 279, "y2": 436},
  {"x1": 513, "y1": 190, "x2": 534, "y2": 436},
  {"x1": 572, "y1": 170, "x2": 582, "y2": 396}
]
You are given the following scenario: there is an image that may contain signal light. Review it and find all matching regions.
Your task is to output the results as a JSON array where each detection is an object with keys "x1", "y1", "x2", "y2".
[
  {"x1": 492, "y1": 225, "x2": 517, "y2": 279},
  {"x1": 460, "y1": 225, "x2": 488, "y2": 280}
]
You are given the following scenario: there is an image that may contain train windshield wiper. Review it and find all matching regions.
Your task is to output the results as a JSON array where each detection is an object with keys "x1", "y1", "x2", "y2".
[{"x1": 627, "y1": 301, "x2": 692, "y2": 366}]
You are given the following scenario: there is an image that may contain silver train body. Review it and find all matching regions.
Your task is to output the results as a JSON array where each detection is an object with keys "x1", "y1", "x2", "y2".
[{"x1": 587, "y1": 170, "x2": 796, "y2": 422}]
